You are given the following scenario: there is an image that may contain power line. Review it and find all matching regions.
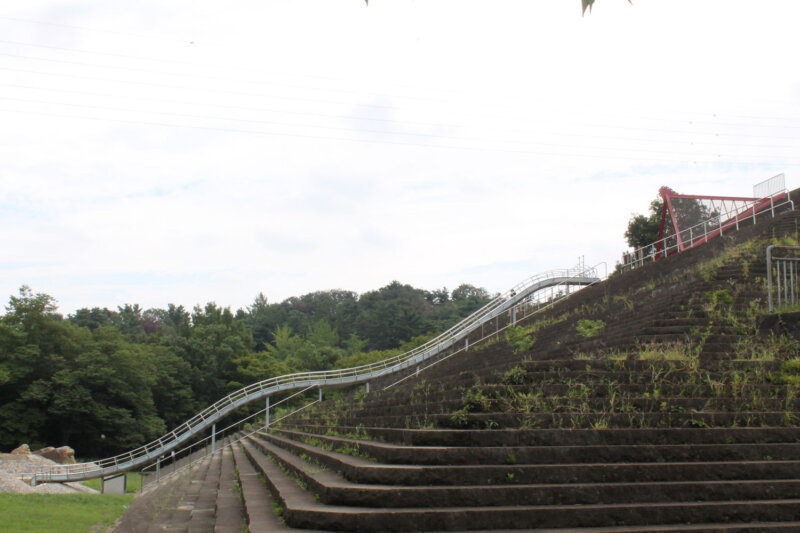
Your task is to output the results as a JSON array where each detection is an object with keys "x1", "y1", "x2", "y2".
[
  {"x1": 4, "y1": 83, "x2": 798, "y2": 151},
  {"x1": 3, "y1": 105, "x2": 799, "y2": 168},
  {"x1": 0, "y1": 50, "x2": 452, "y2": 106},
  {"x1": 0, "y1": 38, "x2": 459, "y2": 102},
  {"x1": 0, "y1": 16, "x2": 194, "y2": 44},
  {"x1": 3, "y1": 38, "x2": 800, "y2": 131},
  {"x1": 0, "y1": 65, "x2": 402, "y2": 111},
  {"x1": 4, "y1": 64, "x2": 800, "y2": 148},
  {"x1": 5, "y1": 94, "x2": 799, "y2": 161}
]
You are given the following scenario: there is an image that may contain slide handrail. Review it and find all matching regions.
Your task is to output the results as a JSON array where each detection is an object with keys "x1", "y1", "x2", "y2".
[{"x1": 27, "y1": 262, "x2": 602, "y2": 484}]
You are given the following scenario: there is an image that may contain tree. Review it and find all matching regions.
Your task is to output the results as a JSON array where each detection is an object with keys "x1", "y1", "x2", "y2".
[
  {"x1": 68, "y1": 307, "x2": 116, "y2": 331},
  {"x1": 0, "y1": 288, "x2": 170, "y2": 455},
  {"x1": 115, "y1": 304, "x2": 145, "y2": 340},
  {"x1": 45, "y1": 327, "x2": 165, "y2": 455},
  {"x1": 169, "y1": 302, "x2": 253, "y2": 407},
  {"x1": 426, "y1": 287, "x2": 449, "y2": 305},
  {"x1": 356, "y1": 281, "x2": 433, "y2": 350},
  {"x1": 582, "y1": 0, "x2": 632, "y2": 15},
  {"x1": 228, "y1": 351, "x2": 289, "y2": 390},
  {"x1": 624, "y1": 198, "x2": 662, "y2": 249}
]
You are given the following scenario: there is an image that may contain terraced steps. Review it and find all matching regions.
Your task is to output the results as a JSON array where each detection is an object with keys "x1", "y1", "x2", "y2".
[
  {"x1": 229, "y1": 425, "x2": 800, "y2": 531},
  {"x1": 229, "y1": 439, "x2": 305, "y2": 532},
  {"x1": 214, "y1": 446, "x2": 244, "y2": 533},
  {"x1": 110, "y1": 192, "x2": 800, "y2": 531},
  {"x1": 113, "y1": 452, "x2": 219, "y2": 533},
  {"x1": 278, "y1": 424, "x2": 800, "y2": 446}
]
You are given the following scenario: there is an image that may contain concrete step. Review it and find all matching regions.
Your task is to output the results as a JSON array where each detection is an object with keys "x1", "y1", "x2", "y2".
[
  {"x1": 318, "y1": 409, "x2": 795, "y2": 431},
  {"x1": 241, "y1": 433, "x2": 800, "y2": 531},
  {"x1": 144, "y1": 455, "x2": 215, "y2": 533},
  {"x1": 112, "y1": 457, "x2": 213, "y2": 533},
  {"x1": 187, "y1": 450, "x2": 222, "y2": 532},
  {"x1": 230, "y1": 440, "x2": 305, "y2": 533},
  {"x1": 270, "y1": 429, "x2": 800, "y2": 465},
  {"x1": 214, "y1": 446, "x2": 244, "y2": 533},
  {"x1": 259, "y1": 431, "x2": 800, "y2": 486},
  {"x1": 283, "y1": 425, "x2": 800, "y2": 447},
  {"x1": 248, "y1": 434, "x2": 800, "y2": 508}
]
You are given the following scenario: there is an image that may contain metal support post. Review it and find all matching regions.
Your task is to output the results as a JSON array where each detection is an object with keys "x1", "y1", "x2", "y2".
[
  {"x1": 767, "y1": 245, "x2": 774, "y2": 311},
  {"x1": 211, "y1": 423, "x2": 216, "y2": 454},
  {"x1": 318, "y1": 388, "x2": 323, "y2": 402},
  {"x1": 156, "y1": 456, "x2": 161, "y2": 482},
  {"x1": 266, "y1": 396, "x2": 270, "y2": 428},
  {"x1": 365, "y1": 382, "x2": 370, "y2": 394}
]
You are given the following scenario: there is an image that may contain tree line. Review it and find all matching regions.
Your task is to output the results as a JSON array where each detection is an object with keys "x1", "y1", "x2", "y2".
[{"x1": 0, "y1": 282, "x2": 492, "y2": 457}]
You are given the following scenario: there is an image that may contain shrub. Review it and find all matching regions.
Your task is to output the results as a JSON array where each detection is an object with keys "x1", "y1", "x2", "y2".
[
  {"x1": 505, "y1": 326, "x2": 535, "y2": 354},
  {"x1": 576, "y1": 319, "x2": 605, "y2": 338},
  {"x1": 503, "y1": 366, "x2": 527, "y2": 385},
  {"x1": 461, "y1": 387, "x2": 489, "y2": 412}
]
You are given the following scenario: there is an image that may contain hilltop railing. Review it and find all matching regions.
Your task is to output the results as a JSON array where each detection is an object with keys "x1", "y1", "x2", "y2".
[
  {"x1": 26, "y1": 262, "x2": 602, "y2": 486},
  {"x1": 623, "y1": 188, "x2": 793, "y2": 271},
  {"x1": 767, "y1": 245, "x2": 800, "y2": 312}
]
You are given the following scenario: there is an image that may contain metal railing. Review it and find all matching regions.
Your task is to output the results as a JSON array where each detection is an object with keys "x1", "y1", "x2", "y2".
[
  {"x1": 623, "y1": 189, "x2": 793, "y2": 271},
  {"x1": 139, "y1": 393, "x2": 320, "y2": 490},
  {"x1": 383, "y1": 262, "x2": 607, "y2": 391},
  {"x1": 767, "y1": 245, "x2": 800, "y2": 312},
  {"x1": 26, "y1": 262, "x2": 602, "y2": 485}
]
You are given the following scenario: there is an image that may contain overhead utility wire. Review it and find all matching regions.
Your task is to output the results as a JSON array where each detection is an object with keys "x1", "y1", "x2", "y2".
[
  {"x1": 5, "y1": 65, "x2": 800, "y2": 145},
  {"x1": 0, "y1": 16, "x2": 193, "y2": 44},
  {"x1": 2, "y1": 106, "x2": 799, "y2": 168},
  {"x1": 7, "y1": 17, "x2": 799, "y2": 124},
  {"x1": 7, "y1": 83, "x2": 799, "y2": 152},
  {"x1": 0, "y1": 66, "x2": 400, "y2": 111},
  {"x1": 0, "y1": 38, "x2": 455, "y2": 104},
  {"x1": 4, "y1": 94, "x2": 800, "y2": 161},
  {"x1": 0, "y1": 51, "x2": 450, "y2": 105},
  {"x1": 1, "y1": 38, "x2": 798, "y2": 129}
]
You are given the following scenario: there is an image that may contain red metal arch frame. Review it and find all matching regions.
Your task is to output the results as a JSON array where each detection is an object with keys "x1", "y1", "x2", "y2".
[{"x1": 655, "y1": 186, "x2": 788, "y2": 258}]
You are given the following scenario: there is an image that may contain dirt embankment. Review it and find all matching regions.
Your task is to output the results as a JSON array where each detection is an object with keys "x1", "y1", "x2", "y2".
[{"x1": 0, "y1": 452, "x2": 96, "y2": 494}]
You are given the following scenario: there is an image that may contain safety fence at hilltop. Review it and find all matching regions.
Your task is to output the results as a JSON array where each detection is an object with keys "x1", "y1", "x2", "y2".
[{"x1": 623, "y1": 174, "x2": 793, "y2": 271}]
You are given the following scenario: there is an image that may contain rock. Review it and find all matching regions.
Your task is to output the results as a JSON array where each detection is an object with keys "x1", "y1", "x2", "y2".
[
  {"x1": 33, "y1": 446, "x2": 76, "y2": 464},
  {"x1": 10, "y1": 444, "x2": 30, "y2": 455},
  {"x1": 759, "y1": 311, "x2": 800, "y2": 339}
]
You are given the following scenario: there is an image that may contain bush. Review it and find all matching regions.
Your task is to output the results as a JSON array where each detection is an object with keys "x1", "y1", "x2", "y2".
[
  {"x1": 576, "y1": 319, "x2": 605, "y2": 338},
  {"x1": 505, "y1": 326, "x2": 535, "y2": 354},
  {"x1": 503, "y1": 366, "x2": 527, "y2": 385}
]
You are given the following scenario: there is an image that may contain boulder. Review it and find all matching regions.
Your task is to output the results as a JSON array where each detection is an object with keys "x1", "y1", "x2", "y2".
[
  {"x1": 10, "y1": 444, "x2": 31, "y2": 455},
  {"x1": 33, "y1": 446, "x2": 76, "y2": 464},
  {"x1": 759, "y1": 311, "x2": 800, "y2": 339}
]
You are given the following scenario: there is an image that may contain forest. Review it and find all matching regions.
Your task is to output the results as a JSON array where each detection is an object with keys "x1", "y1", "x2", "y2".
[{"x1": 0, "y1": 282, "x2": 492, "y2": 457}]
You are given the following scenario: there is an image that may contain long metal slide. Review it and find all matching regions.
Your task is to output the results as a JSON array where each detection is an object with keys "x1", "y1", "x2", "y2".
[{"x1": 27, "y1": 263, "x2": 602, "y2": 486}]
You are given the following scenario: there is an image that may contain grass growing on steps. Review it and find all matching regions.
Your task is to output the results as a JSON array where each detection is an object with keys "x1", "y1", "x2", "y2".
[{"x1": 0, "y1": 493, "x2": 133, "y2": 533}]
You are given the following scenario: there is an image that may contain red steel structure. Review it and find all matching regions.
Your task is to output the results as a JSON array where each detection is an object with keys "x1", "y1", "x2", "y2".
[
  {"x1": 623, "y1": 174, "x2": 792, "y2": 270},
  {"x1": 655, "y1": 186, "x2": 787, "y2": 258}
]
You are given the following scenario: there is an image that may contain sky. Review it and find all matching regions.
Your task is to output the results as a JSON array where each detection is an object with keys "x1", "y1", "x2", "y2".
[{"x1": 2, "y1": 0, "x2": 800, "y2": 315}]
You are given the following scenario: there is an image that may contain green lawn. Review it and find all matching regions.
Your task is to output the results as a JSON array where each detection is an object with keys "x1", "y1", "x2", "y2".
[
  {"x1": 0, "y1": 493, "x2": 134, "y2": 533},
  {"x1": 80, "y1": 472, "x2": 142, "y2": 493}
]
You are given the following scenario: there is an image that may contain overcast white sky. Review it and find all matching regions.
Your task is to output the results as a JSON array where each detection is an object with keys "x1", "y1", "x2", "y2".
[{"x1": 2, "y1": 0, "x2": 799, "y2": 315}]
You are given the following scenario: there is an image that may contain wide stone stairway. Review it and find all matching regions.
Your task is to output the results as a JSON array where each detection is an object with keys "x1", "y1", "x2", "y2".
[{"x1": 113, "y1": 194, "x2": 800, "y2": 531}]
